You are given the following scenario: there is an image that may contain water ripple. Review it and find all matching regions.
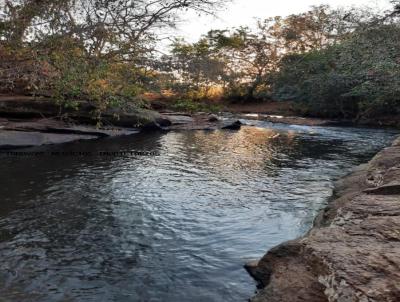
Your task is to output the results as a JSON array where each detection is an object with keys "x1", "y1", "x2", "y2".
[{"x1": 0, "y1": 123, "x2": 397, "y2": 302}]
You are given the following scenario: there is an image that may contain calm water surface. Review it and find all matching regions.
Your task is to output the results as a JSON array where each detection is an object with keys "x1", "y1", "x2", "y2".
[{"x1": 0, "y1": 120, "x2": 397, "y2": 302}]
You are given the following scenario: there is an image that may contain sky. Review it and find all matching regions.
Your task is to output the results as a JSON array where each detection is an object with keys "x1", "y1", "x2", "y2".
[{"x1": 168, "y1": 0, "x2": 392, "y2": 43}]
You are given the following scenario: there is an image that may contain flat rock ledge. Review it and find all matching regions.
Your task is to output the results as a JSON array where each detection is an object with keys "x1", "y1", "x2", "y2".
[
  {"x1": 246, "y1": 135, "x2": 400, "y2": 302},
  {"x1": 0, "y1": 115, "x2": 242, "y2": 149},
  {"x1": 0, "y1": 118, "x2": 139, "y2": 149}
]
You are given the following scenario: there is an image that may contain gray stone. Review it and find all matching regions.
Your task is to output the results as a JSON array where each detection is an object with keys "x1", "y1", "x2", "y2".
[{"x1": 0, "y1": 130, "x2": 98, "y2": 149}]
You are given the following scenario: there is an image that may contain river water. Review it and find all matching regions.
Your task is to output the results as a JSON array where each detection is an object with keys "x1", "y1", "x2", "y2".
[{"x1": 0, "y1": 120, "x2": 397, "y2": 302}]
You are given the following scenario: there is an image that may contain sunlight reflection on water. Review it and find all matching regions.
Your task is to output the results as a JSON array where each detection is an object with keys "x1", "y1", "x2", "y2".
[{"x1": 0, "y1": 122, "x2": 397, "y2": 302}]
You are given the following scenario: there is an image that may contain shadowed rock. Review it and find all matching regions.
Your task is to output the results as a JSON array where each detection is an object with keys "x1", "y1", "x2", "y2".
[
  {"x1": 247, "y1": 136, "x2": 400, "y2": 302},
  {"x1": 244, "y1": 260, "x2": 260, "y2": 283},
  {"x1": 208, "y1": 114, "x2": 219, "y2": 122},
  {"x1": 0, "y1": 118, "x2": 140, "y2": 149},
  {"x1": 364, "y1": 182, "x2": 400, "y2": 195},
  {"x1": 222, "y1": 120, "x2": 242, "y2": 130}
]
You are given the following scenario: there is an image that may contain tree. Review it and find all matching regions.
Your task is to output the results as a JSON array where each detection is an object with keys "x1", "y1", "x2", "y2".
[
  {"x1": 169, "y1": 38, "x2": 225, "y2": 92},
  {"x1": 1, "y1": 0, "x2": 225, "y2": 55},
  {"x1": 0, "y1": 0, "x2": 225, "y2": 102},
  {"x1": 270, "y1": 22, "x2": 400, "y2": 119},
  {"x1": 178, "y1": 5, "x2": 356, "y2": 101}
]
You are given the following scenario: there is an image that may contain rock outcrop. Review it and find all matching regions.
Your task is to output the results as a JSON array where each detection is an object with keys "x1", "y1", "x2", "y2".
[
  {"x1": 0, "y1": 130, "x2": 99, "y2": 149},
  {"x1": 247, "y1": 136, "x2": 400, "y2": 302},
  {"x1": 0, "y1": 101, "x2": 243, "y2": 148},
  {"x1": 0, "y1": 118, "x2": 139, "y2": 149}
]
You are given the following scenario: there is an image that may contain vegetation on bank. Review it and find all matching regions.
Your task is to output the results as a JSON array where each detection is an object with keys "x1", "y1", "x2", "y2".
[
  {"x1": 168, "y1": 2, "x2": 400, "y2": 120},
  {"x1": 0, "y1": 0, "x2": 224, "y2": 120},
  {"x1": 0, "y1": 0, "x2": 400, "y2": 121}
]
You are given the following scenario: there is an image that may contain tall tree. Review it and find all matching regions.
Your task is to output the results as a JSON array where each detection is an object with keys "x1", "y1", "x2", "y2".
[{"x1": 0, "y1": 0, "x2": 225, "y2": 56}]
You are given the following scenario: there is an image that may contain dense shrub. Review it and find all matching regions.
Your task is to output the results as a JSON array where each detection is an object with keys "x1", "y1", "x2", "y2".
[{"x1": 271, "y1": 24, "x2": 400, "y2": 119}]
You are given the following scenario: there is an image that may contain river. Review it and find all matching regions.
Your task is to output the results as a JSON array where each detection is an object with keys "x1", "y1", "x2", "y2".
[{"x1": 0, "y1": 120, "x2": 397, "y2": 301}]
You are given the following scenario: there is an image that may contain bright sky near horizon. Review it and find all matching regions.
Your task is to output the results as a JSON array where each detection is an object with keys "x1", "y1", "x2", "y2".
[{"x1": 168, "y1": 0, "x2": 391, "y2": 43}]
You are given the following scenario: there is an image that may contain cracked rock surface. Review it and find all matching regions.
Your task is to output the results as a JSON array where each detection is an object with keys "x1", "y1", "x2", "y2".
[{"x1": 248, "y1": 136, "x2": 400, "y2": 302}]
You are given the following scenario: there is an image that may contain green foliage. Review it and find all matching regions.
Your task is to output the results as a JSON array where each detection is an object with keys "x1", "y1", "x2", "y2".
[
  {"x1": 36, "y1": 39, "x2": 146, "y2": 115},
  {"x1": 167, "y1": 5, "x2": 357, "y2": 103},
  {"x1": 0, "y1": 0, "x2": 222, "y2": 118},
  {"x1": 2, "y1": 0, "x2": 400, "y2": 120},
  {"x1": 172, "y1": 99, "x2": 222, "y2": 113},
  {"x1": 271, "y1": 24, "x2": 400, "y2": 119}
]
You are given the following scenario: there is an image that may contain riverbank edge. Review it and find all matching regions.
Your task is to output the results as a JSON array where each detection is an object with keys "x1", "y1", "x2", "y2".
[
  {"x1": 245, "y1": 135, "x2": 400, "y2": 301},
  {"x1": 0, "y1": 96, "x2": 245, "y2": 149},
  {"x1": 148, "y1": 98, "x2": 400, "y2": 129}
]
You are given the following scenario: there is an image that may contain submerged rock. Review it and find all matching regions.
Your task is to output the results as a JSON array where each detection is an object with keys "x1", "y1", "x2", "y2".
[
  {"x1": 247, "y1": 136, "x2": 400, "y2": 302},
  {"x1": 222, "y1": 120, "x2": 242, "y2": 130}
]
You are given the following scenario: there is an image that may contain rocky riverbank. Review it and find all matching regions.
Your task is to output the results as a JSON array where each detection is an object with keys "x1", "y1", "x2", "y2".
[
  {"x1": 245, "y1": 136, "x2": 400, "y2": 302},
  {"x1": 149, "y1": 99, "x2": 400, "y2": 129},
  {"x1": 0, "y1": 96, "x2": 243, "y2": 149}
]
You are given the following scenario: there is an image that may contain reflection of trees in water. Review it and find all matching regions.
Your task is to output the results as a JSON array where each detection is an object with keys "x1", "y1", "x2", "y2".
[
  {"x1": 163, "y1": 127, "x2": 295, "y2": 177},
  {"x1": 162, "y1": 127, "x2": 345, "y2": 180},
  {"x1": 160, "y1": 127, "x2": 349, "y2": 238}
]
